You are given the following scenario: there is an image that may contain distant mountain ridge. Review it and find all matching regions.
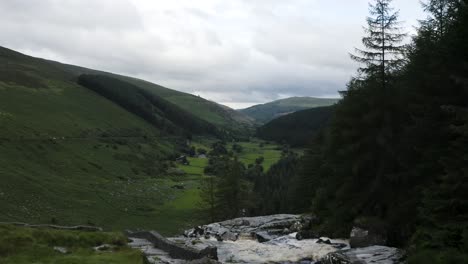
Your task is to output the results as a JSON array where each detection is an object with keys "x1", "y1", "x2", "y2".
[
  {"x1": 240, "y1": 96, "x2": 339, "y2": 123},
  {"x1": 256, "y1": 106, "x2": 334, "y2": 147}
]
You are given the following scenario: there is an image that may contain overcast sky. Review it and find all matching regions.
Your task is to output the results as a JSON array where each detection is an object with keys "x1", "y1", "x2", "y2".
[{"x1": 0, "y1": 0, "x2": 425, "y2": 108}]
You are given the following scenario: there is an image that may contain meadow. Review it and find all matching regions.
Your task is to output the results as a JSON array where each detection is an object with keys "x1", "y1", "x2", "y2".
[{"x1": 0, "y1": 224, "x2": 143, "y2": 264}]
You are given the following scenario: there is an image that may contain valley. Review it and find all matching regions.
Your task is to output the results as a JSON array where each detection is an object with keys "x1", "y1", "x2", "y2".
[{"x1": 1, "y1": 0, "x2": 468, "y2": 262}]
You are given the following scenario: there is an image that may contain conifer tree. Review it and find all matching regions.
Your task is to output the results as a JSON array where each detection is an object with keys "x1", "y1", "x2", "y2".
[
  {"x1": 421, "y1": 0, "x2": 460, "y2": 38},
  {"x1": 351, "y1": 0, "x2": 406, "y2": 88}
]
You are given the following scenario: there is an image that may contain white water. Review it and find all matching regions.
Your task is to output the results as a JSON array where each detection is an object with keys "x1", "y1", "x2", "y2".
[{"x1": 172, "y1": 233, "x2": 349, "y2": 263}]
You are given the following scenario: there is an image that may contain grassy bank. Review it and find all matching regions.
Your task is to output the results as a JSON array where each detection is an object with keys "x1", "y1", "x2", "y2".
[{"x1": 0, "y1": 224, "x2": 143, "y2": 264}]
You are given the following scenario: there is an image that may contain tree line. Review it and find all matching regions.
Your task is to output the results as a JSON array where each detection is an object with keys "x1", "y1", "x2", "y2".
[
  {"x1": 198, "y1": 1, "x2": 468, "y2": 262},
  {"x1": 290, "y1": 0, "x2": 467, "y2": 262},
  {"x1": 78, "y1": 74, "x2": 222, "y2": 138}
]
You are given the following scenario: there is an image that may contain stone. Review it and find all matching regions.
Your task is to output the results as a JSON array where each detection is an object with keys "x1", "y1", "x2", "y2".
[
  {"x1": 296, "y1": 230, "x2": 319, "y2": 240},
  {"x1": 220, "y1": 231, "x2": 238, "y2": 241},
  {"x1": 321, "y1": 245, "x2": 405, "y2": 264},
  {"x1": 94, "y1": 244, "x2": 115, "y2": 251},
  {"x1": 289, "y1": 221, "x2": 304, "y2": 232},
  {"x1": 317, "y1": 238, "x2": 332, "y2": 245},
  {"x1": 349, "y1": 227, "x2": 386, "y2": 248},
  {"x1": 53, "y1": 246, "x2": 68, "y2": 254},
  {"x1": 254, "y1": 231, "x2": 275, "y2": 243},
  {"x1": 188, "y1": 257, "x2": 221, "y2": 264}
]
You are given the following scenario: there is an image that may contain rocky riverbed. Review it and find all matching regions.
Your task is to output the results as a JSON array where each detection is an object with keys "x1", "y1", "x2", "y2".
[{"x1": 128, "y1": 214, "x2": 405, "y2": 264}]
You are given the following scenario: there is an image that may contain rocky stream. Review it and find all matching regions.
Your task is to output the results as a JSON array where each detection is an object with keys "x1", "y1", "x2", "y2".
[{"x1": 127, "y1": 214, "x2": 404, "y2": 264}]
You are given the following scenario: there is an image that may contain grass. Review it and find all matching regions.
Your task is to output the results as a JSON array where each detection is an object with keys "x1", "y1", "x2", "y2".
[
  {"x1": 228, "y1": 140, "x2": 283, "y2": 171},
  {"x1": 0, "y1": 224, "x2": 144, "y2": 264},
  {"x1": 0, "y1": 47, "x2": 277, "y2": 239}
]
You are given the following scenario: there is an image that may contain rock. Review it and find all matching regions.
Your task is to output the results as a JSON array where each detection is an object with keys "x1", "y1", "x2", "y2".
[
  {"x1": 188, "y1": 257, "x2": 221, "y2": 264},
  {"x1": 349, "y1": 227, "x2": 386, "y2": 248},
  {"x1": 254, "y1": 231, "x2": 274, "y2": 243},
  {"x1": 189, "y1": 214, "x2": 302, "y2": 243},
  {"x1": 321, "y1": 246, "x2": 404, "y2": 264},
  {"x1": 184, "y1": 226, "x2": 205, "y2": 238},
  {"x1": 94, "y1": 244, "x2": 115, "y2": 251},
  {"x1": 220, "y1": 231, "x2": 238, "y2": 241},
  {"x1": 289, "y1": 221, "x2": 304, "y2": 232},
  {"x1": 53, "y1": 246, "x2": 68, "y2": 254},
  {"x1": 317, "y1": 238, "x2": 332, "y2": 245},
  {"x1": 296, "y1": 230, "x2": 319, "y2": 240},
  {"x1": 171, "y1": 184, "x2": 185, "y2": 190}
]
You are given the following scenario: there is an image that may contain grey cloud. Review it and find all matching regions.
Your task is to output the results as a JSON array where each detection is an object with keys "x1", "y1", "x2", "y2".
[{"x1": 0, "y1": 0, "x2": 424, "y2": 108}]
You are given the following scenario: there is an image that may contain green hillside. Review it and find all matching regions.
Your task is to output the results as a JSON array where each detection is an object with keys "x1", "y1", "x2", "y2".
[
  {"x1": 77, "y1": 74, "x2": 221, "y2": 137},
  {"x1": 0, "y1": 224, "x2": 143, "y2": 264},
  {"x1": 49, "y1": 60, "x2": 255, "y2": 136},
  {"x1": 240, "y1": 96, "x2": 339, "y2": 124},
  {"x1": 256, "y1": 106, "x2": 334, "y2": 147},
  {"x1": 0, "y1": 45, "x2": 190, "y2": 232},
  {"x1": 0, "y1": 46, "x2": 257, "y2": 234}
]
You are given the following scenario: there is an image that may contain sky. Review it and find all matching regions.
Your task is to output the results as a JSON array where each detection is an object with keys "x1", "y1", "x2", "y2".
[{"x1": 0, "y1": 0, "x2": 425, "y2": 109}]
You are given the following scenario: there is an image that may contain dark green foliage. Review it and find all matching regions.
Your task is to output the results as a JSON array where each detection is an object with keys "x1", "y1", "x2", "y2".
[
  {"x1": 240, "y1": 97, "x2": 338, "y2": 123},
  {"x1": 197, "y1": 148, "x2": 207, "y2": 155},
  {"x1": 287, "y1": 0, "x2": 468, "y2": 261},
  {"x1": 208, "y1": 141, "x2": 228, "y2": 156},
  {"x1": 253, "y1": 154, "x2": 299, "y2": 215},
  {"x1": 232, "y1": 143, "x2": 243, "y2": 153},
  {"x1": 78, "y1": 74, "x2": 220, "y2": 137},
  {"x1": 200, "y1": 155, "x2": 253, "y2": 221},
  {"x1": 256, "y1": 106, "x2": 334, "y2": 147},
  {"x1": 350, "y1": 0, "x2": 406, "y2": 85}
]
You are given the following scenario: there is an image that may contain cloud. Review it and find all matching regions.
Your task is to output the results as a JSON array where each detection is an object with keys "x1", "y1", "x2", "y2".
[{"x1": 0, "y1": 0, "x2": 425, "y2": 108}]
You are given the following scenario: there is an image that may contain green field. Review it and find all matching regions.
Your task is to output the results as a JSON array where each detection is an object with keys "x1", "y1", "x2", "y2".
[
  {"x1": 0, "y1": 46, "x2": 283, "y2": 239},
  {"x1": 227, "y1": 141, "x2": 283, "y2": 171},
  {"x1": 0, "y1": 224, "x2": 143, "y2": 264}
]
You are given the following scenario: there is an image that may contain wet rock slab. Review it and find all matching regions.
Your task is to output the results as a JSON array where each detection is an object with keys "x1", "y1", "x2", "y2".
[
  {"x1": 321, "y1": 246, "x2": 405, "y2": 264},
  {"x1": 175, "y1": 233, "x2": 348, "y2": 263},
  {"x1": 184, "y1": 214, "x2": 305, "y2": 242}
]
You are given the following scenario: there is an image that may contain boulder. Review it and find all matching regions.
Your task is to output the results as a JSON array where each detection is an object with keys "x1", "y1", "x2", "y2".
[
  {"x1": 93, "y1": 244, "x2": 115, "y2": 251},
  {"x1": 53, "y1": 246, "x2": 68, "y2": 254},
  {"x1": 349, "y1": 227, "x2": 386, "y2": 248},
  {"x1": 219, "y1": 231, "x2": 238, "y2": 241},
  {"x1": 188, "y1": 214, "x2": 302, "y2": 242},
  {"x1": 184, "y1": 226, "x2": 205, "y2": 238},
  {"x1": 296, "y1": 230, "x2": 319, "y2": 240},
  {"x1": 289, "y1": 221, "x2": 305, "y2": 233},
  {"x1": 321, "y1": 246, "x2": 404, "y2": 264},
  {"x1": 317, "y1": 238, "x2": 332, "y2": 245}
]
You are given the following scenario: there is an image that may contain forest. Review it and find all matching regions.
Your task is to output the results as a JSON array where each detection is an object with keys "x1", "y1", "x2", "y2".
[
  {"x1": 256, "y1": 106, "x2": 334, "y2": 147},
  {"x1": 199, "y1": 1, "x2": 468, "y2": 263},
  {"x1": 78, "y1": 74, "x2": 222, "y2": 138}
]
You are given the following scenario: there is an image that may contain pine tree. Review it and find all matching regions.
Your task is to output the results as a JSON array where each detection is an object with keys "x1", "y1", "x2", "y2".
[
  {"x1": 421, "y1": 0, "x2": 460, "y2": 38},
  {"x1": 200, "y1": 176, "x2": 218, "y2": 223},
  {"x1": 351, "y1": 0, "x2": 407, "y2": 88}
]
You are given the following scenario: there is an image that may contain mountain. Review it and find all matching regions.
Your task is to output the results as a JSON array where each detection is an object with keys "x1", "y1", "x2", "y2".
[
  {"x1": 256, "y1": 106, "x2": 334, "y2": 147},
  {"x1": 0, "y1": 45, "x2": 251, "y2": 232},
  {"x1": 49, "y1": 60, "x2": 255, "y2": 136},
  {"x1": 240, "y1": 96, "x2": 339, "y2": 124}
]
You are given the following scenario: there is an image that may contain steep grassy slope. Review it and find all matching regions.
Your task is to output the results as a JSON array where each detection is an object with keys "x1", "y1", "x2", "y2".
[
  {"x1": 77, "y1": 74, "x2": 220, "y2": 137},
  {"x1": 256, "y1": 106, "x2": 334, "y2": 147},
  {"x1": 48, "y1": 59, "x2": 254, "y2": 136},
  {"x1": 240, "y1": 96, "x2": 339, "y2": 123},
  {"x1": 0, "y1": 46, "x2": 234, "y2": 234}
]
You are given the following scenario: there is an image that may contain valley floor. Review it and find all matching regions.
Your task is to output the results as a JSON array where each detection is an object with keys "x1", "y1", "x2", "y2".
[{"x1": 0, "y1": 137, "x2": 283, "y2": 235}]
